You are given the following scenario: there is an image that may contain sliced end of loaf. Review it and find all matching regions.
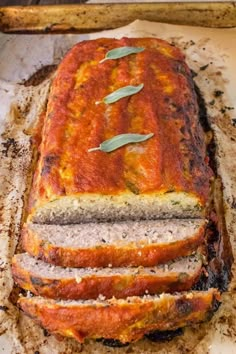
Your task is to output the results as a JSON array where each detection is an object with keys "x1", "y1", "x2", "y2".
[{"x1": 30, "y1": 192, "x2": 203, "y2": 224}]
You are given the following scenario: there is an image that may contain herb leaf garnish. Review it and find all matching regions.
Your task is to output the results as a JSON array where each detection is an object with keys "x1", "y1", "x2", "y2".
[
  {"x1": 100, "y1": 46, "x2": 144, "y2": 63},
  {"x1": 88, "y1": 133, "x2": 154, "y2": 153},
  {"x1": 103, "y1": 84, "x2": 144, "y2": 104}
]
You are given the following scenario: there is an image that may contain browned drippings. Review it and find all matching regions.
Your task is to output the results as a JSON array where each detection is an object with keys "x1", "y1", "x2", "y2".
[{"x1": 21, "y1": 65, "x2": 57, "y2": 87}]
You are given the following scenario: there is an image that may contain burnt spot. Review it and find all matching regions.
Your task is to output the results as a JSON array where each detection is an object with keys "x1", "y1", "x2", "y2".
[
  {"x1": 145, "y1": 328, "x2": 183, "y2": 342},
  {"x1": 193, "y1": 83, "x2": 211, "y2": 133},
  {"x1": 207, "y1": 243, "x2": 217, "y2": 259},
  {"x1": 214, "y1": 90, "x2": 224, "y2": 98},
  {"x1": 96, "y1": 338, "x2": 129, "y2": 347},
  {"x1": 30, "y1": 276, "x2": 46, "y2": 287},
  {"x1": 220, "y1": 108, "x2": 226, "y2": 114},
  {"x1": 231, "y1": 118, "x2": 236, "y2": 127},
  {"x1": 43, "y1": 329, "x2": 51, "y2": 337},
  {"x1": 231, "y1": 197, "x2": 236, "y2": 209},
  {"x1": 125, "y1": 181, "x2": 139, "y2": 195},
  {"x1": 205, "y1": 298, "x2": 221, "y2": 322},
  {"x1": 178, "y1": 272, "x2": 189, "y2": 283},
  {"x1": 193, "y1": 210, "x2": 232, "y2": 293},
  {"x1": 189, "y1": 159, "x2": 195, "y2": 171},
  {"x1": 199, "y1": 64, "x2": 209, "y2": 71},
  {"x1": 173, "y1": 61, "x2": 188, "y2": 76},
  {"x1": 21, "y1": 65, "x2": 57, "y2": 87},
  {"x1": 175, "y1": 299, "x2": 193, "y2": 316},
  {"x1": 208, "y1": 263, "x2": 231, "y2": 293},
  {"x1": 30, "y1": 276, "x2": 59, "y2": 289},
  {"x1": 191, "y1": 70, "x2": 198, "y2": 78},
  {"x1": 1, "y1": 138, "x2": 19, "y2": 158},
  {"x1": 41, "y1": 154, "x2": 59, "y2": 176},
  {"x1": 194, "y1": 82, "x2": 217, "y2": 174},
  {"x1": 209, "y1": 99, "x2": 215, "y2": 106},
  {"x1": 0, "y1": 305, "x2": 8, "y2": 312},
  {"x1": 193, "y1": 258, "x2": 231, "y2": 293}
]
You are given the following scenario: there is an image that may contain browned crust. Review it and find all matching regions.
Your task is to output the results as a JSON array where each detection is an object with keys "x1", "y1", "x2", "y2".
[
  {"x1": 12, "y1": 256, "x2": 202, "y2": 300},
  {"x1": 18, "y1": 289, "x2": 220, "y2": 343},
  {"x1": 28, "y1": 37, "x2": 212, "y2": 222},
  {"x1": 21, "y1": 223, "x2": 205, "y2": 267}
]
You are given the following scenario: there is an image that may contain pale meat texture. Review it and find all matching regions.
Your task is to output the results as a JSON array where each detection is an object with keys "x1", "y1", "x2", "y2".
[{"x1": 21, "y1": 219, "x2": 205, "y2": 267}]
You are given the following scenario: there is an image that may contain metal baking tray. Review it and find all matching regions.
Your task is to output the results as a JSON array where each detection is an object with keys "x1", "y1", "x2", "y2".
[{"x1": 0, "y1": 2, "x2": 236, "y2": 33}]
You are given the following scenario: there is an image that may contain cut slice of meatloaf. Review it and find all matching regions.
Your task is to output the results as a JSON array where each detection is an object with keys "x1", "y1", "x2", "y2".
[
  {"x1": 18, "y1": 289, "x2": 220, "y2": 344},
  {"x1": 28, "y1": 37, "x2": 213, "y2": 224},
  {"x1": 12, "y1": 253, "x2": 203, "y2": 300},
  {"x1": 22, "y1": 219, "x2": 205, "y2": 267}
]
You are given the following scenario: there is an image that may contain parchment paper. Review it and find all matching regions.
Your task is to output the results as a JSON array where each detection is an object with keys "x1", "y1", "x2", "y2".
[{"x1": 0, "y1": 20, "x2": 235, "y2": 354}]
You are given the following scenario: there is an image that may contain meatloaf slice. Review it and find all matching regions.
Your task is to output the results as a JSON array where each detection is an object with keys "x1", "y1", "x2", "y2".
[
  {"x1": 22, "y1": 219, "x2": 205, "y2": 267},
  {"x1": 12, "y1": 253, "x2": 202, "y2": 300},
  {"x1": 28, "y1": 37, "x2": 212, "y2": 224},
  {"x1": 18, "y1": 289, "x2": 220, "y2": 344}
]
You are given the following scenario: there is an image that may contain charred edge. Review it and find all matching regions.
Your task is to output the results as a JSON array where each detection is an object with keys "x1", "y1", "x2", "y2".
[
  {"x1": 41, "y1": 154, "x2": 59, "y2": 176},
  {"x1": 193, "y1": 263, "x2": 231, "y2": 293},
  {"x1": 175, "y1": 299, "x2": 193, "y2": 316},
  {"x1": 191, "y1": 70, "x2": 198, "y2": 79},
  {"x1": 30, "y1": 276, "x2": 48, "y2": 287},
  {"x1": 192, "y1": 219, "x2": 231, "y2": 292},
  {"x1": 194, "y1": 82, "x2": 217, "y2": 175},
  {"x1": 43, "y1": 329, "x2": 51, "y2": 337},
  {"x1": 96, "y1": 338, "x2": 129, "y2": 347},
  {"x1": 145, "y1": 328, "x2": 183, "y2": 342},
  {"x1": 192, "y1": 83, "x2": 232, "y2": 293},
  {"x1": 21, "y1": 65, "x2": 57, "y2": 87},
  {"x1": 205, "y1": 298, "x2": 221, "y2": 322},
  {"x1": 0, "y1": 305, "x2": 8, "y2": 312},
  {"x1": 194, "y1": 83, "x2": 211, "y2": 132},
  {"x1": 207, "y1": 218, "x2": 220, "y2": 260},
  {"x1": 96, "y1": 311, "x2": 186, "y2": 346}
]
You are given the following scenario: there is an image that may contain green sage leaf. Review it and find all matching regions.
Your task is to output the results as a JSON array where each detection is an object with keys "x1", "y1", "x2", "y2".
[
  {"x1": 103, "y1": 84, "x2": 144, "y2": 104},
  {"x1": 100, "y1": 46, "x2": 144, "y2": 63},
  {"x1": 88, "y1": 133, "x2": 154, "y2": 153}
]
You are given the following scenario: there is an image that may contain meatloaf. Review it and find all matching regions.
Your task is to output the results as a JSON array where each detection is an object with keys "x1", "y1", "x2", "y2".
[
  {"x1": 14, "y1": 37, "x2": 221, "y2": 347},
  {"x1": 28, "y1": 37, "x2": 213, "y2": 224}
]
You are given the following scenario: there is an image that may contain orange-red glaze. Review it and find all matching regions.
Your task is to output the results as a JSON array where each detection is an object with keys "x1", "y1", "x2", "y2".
[
  {"x1": 18, "y1": 289, "x2": 220, "y2": 343},
  {"x1": 22, "y1": 222, "x2": 205, "y2": 267},
  {"x1": 29, "y1": 37, "x2": 212, "y2": 212},
  {"x1": 12, "y1": 257, "x2": 202, "y2": 300}
]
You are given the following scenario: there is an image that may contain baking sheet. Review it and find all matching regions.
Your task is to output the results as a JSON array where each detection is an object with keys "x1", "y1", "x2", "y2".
[
  {"x1": 1, "y1": 2, "x2": 236, "y2": 32},
  {"x1": 0, "y1": 20, "x2": 236, "y2": 353}
]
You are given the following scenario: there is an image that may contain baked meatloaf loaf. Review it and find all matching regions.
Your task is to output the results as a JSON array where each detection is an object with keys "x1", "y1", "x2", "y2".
[
  {"x1": 13, "y1": 37, "x2": 223, "y2": 346},
  {"x1": 28, "y1": 37, "x2": 213, "y2": 224}
]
